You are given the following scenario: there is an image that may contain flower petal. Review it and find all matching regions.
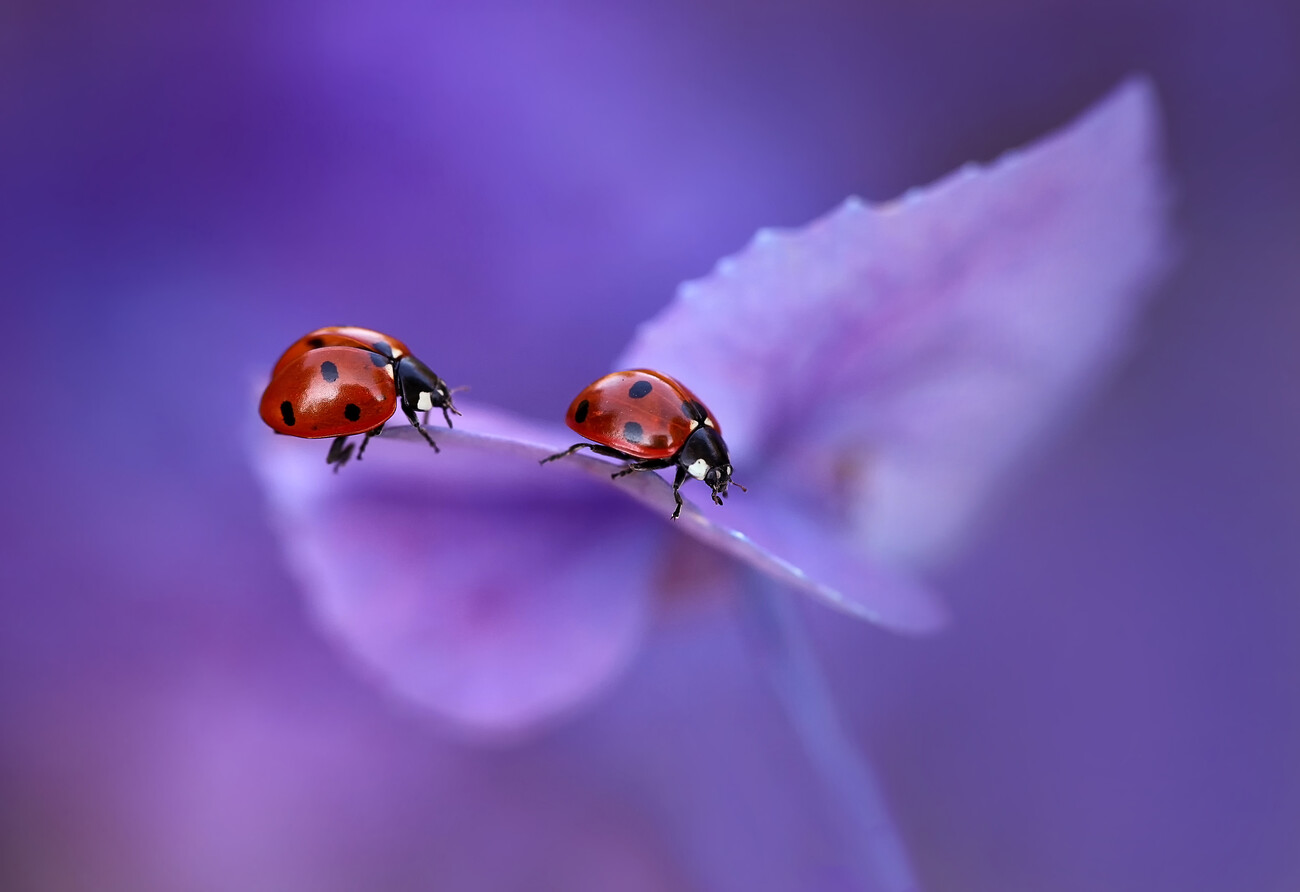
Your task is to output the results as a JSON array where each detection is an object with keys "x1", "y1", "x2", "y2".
[
  {"x1": 618, "y1": 77, "x2": 1173, "y2": 568},
  {"x1": 250, "y1": 404, "x2": 658, "y2": 737},
  {"x1": 252, "y1": 394, "x2": 950, "y2": 726},
  {"x1": 377, "y1": 418, "x2": 949, "y2": 633}
]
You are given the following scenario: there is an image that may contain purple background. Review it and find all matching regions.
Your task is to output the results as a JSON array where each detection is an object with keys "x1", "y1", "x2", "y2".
[{"x1": 3, "y1": 1, "x2": 1297, "y2": 890}]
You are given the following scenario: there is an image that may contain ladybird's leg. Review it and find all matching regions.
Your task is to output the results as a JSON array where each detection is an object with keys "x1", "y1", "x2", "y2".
[
  {"x1": 400, "y1": 402, "x2": 441, "y2": 453},
  {"x1": 589, "y1": 444, "x2": 632, "y2": 460},
  {"x1": 540, "y1": 443, "x2": 589, "y2": 464},
  {"x1": 610, "y1": 457, "x2": 673, "y2": 478},
  {"x1": 435, "y1": 382, "x2": 463, "y2": 430},
  {"x1": 424, "y1": 401, "x2": 457, "y2": 430},
  {"x1": 393, "y1": 362, "x2": 441, "y2": 453},
  {"x1": 540, "y1": 443, "x2": 629, "y2": 464},
  {"x1": 326, "y1": 436, "x2": 356, "y2": 472},
  {"x1": 669, "y1": 465, "x2": 688, "y2": 519},
  {"x1": 355, "y1": 424, "x2": 384, "y2": 462}
]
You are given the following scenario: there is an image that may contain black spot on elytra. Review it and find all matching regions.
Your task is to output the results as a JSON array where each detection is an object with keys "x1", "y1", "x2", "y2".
[
  {"x1": 307, "y1": 337, "x2": 326, "y2": 349},
  {"x1": 574, "y1": 399, "x2": 590, "y2": 424},
  {"x1": 280, "y1": 401, "x2": 295, "y2": 426},
  {"x1": 367, "y1": 351, "x2": 388, "y2": 368},
  {"x1": 623, "y1": 421, "x2": 644, "y2": 444},
  {"x1": 320, "y1": 361, "x2": 339, "y2": 383},
  {"x1": 371, "y1": 341, "x2": 394, "y2": 358},
  {"x1": 628, "y1": 380, "x2": 652, "y2": 399},
  {"x1": 344, "y1": 403, "x2": 362, "y2": 422},
  {"x1": 682, "y1": 400, "x2": 708, "y2": 422}
]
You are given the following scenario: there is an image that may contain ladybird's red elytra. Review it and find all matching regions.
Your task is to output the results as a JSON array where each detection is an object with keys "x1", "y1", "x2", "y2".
[
  {"x1": 562, "y1": 370, "x2": 718, "y2": 459},
  {"x1": 270, "y1": 326, "x2": 413, "y2": 379},
  {"x1": 260, "y1": 346, "x2": 397, "y2": 438},
  {"x1": 260, "y1": 327, "x2": 460, "y2": 470},
  {"x1": 542, "y1": 369, "x2": 743, "y2": 519}
]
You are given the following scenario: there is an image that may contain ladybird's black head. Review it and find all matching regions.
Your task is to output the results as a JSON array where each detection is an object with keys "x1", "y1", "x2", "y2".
[
  {"x1": 703, "y1": 464, "x2": 735, "y2": 505},
  {"x1": 679, "y1": 426, "x2": 736, "y2": 506},
  {"x1": 430, "y1": 378, "x2": 460, "y2": 416},
  {"x1": 396, "y1": 355, "x2": 462, "y2": 428}
]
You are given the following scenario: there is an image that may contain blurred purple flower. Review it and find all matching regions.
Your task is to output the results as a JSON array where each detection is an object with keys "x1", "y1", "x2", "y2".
[{"x1": 251, "y1": 78, "x2": 1170, "y2": 738}]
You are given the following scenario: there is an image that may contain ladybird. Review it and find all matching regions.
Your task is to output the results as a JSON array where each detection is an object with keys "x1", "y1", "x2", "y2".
[
  {"x1": 259, "y1": 326, "x2": 460, "y2": 470},
  {"x1": 540, "y1": 369, "x2": 743, "y2": 519}
]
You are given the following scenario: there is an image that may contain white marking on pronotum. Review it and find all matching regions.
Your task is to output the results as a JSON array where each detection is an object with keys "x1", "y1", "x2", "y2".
[
  {"x1": 687, "y1": 458, "x2": 709, "y2": 480},
  {"x1": 415, "y1": 391, "x2": 434, "y2": 412}
]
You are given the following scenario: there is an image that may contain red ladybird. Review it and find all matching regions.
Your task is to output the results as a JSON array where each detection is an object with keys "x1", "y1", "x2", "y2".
[
  {"x1": 541, "y1": 369, "x2": 743, "y2": 519},
  {"x1": 259, "y1": 326, "x2": 460, "y2": 470}
]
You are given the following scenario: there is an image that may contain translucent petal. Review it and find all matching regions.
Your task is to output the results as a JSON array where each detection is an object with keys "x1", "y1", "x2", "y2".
[
  {"x1": 618, "y1": 78, "x2": 1172, "y2": 567},
  {"x1": 251, "y1": 398, "x2": 949, "y2": 738},
  {"x1": 250, "y1": 405, "x2": 656, "y2": 737},
  {"x1": 378, "y1": 418, "x2": 949, "y2": 634}
]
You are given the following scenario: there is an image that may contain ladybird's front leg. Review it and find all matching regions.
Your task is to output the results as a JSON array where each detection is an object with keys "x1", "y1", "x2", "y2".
[
  {"x1": 440, "y1": 402, "x2": 461, "y2": 429},
  {"x1": 669, "y1": 465, "x2": 688, "y2": 519},
  {"x1": 400, "y1": 402, "x2": 441, "y2": 453},
  {"x1": 325, "y1": 435, "x2": 356, "y2": 472}
]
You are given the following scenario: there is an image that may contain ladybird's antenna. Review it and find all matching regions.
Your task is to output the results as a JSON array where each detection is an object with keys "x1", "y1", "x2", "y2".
[
  {"x1": 731, "y1": 480, "x2": 748, "y2": 493},
  {"x1": 450, "y1": 384, "x2": 471, "y2": 395}
]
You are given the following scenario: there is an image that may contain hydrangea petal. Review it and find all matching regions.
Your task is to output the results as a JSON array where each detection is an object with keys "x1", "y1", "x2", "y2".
[
  {"x1": 253, "y1": 395, "x2": 948, "y2": 724},
  {"x1": 250, "y1": 403, "x2": 658, "y2": 737},
  {"x1": 380, "y1": 420, "x2": 950, "y2": 633},
  {"x1": 618, "y1": 78, "x2": 1172, "y2": 568}
]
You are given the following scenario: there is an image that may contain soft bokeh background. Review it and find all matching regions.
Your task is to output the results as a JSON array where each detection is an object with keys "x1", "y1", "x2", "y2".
[{"x1": 3, "y1": 1, "x2": 1297, "y2": 890}]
